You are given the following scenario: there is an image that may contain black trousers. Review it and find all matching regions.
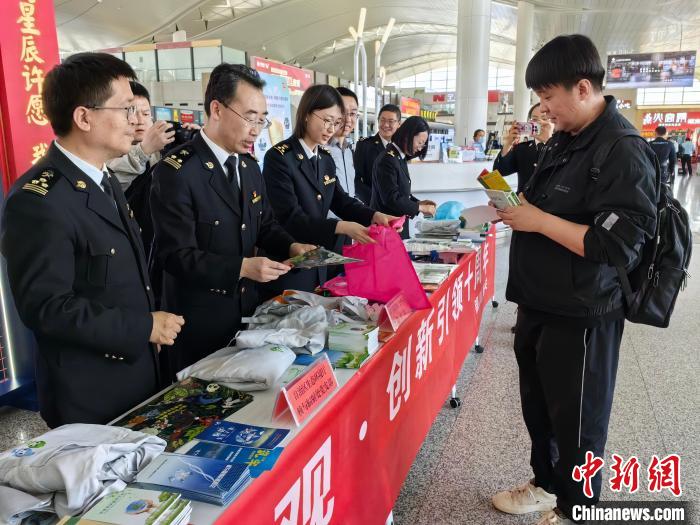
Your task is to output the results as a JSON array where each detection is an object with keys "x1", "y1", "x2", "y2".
[
  {"x1": 681, "y1": 154, "x2": 693, "y2": 175},
  {"x1": 514, "y1": 308, "x2": 624, "y2": 521}
]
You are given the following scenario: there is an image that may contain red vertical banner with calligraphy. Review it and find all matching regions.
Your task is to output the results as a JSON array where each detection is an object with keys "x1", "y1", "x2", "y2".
[{"x1": 0, "y1": 0, "x2": 59, "y2": 194}]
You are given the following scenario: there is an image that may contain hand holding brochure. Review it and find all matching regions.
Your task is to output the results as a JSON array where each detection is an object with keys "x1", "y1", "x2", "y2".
[
  {"x1": 476, "y1": 169, "x2": 521, "y2": 210},
  {"x1": 288, "y1": 246, "x2": 362, "y2": 269}
]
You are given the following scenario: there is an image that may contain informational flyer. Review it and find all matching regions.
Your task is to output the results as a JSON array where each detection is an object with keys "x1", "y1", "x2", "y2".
[{"x1": 254, "y1": 71, "x2": 293, "y2": 167}]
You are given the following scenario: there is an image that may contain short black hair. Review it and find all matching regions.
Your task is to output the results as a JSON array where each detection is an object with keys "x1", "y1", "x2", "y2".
[
  {"x1": 130, "y1": 81, "x2": 150, "y2": 103},
  {"x1": 204, "y1": 63, "x2": 265, "y2": 117},
  {"x1": 391, "y1": 116, "x2": 430, "y2": 160},
  {"x1": 473, "y1": 129, "x2": 485, "y2": 139},
  {"x1": 42, "y1": 52, "x2": 136, "y2": 137},
  {"x1": 378, "y1": 104, "x2": 401, "y2": 121},
  {"x1": 527, "y1": 103, "x2": 540, "y2": 120},
  {"x1": 336, "y1": 86, "x2": 358, "y2": 104},
  {"x1": 526, "y1": 34, "x2": 605, "y2": 92},
  {"x1": 655, "y1": 125, "x2": 667, "y2": 136},
  {"x1": 293, "y1": 84, "x2": 344, "y2": 138}
]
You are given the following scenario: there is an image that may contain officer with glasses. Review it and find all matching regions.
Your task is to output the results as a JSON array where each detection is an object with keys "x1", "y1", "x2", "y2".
[
  {"x1": 261, "y1": 84, "x2": 399, "y2": 297},
  {"x1": 150, "y1": 63, "x2": 316, "y2": 379}
]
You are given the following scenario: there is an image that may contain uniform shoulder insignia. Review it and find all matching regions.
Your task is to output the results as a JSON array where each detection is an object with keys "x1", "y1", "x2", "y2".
[
  {"x1": 22, "y1": 169, "x2": 59, "y2": 196},
  {"x1": 161, "y1": 147, "x2": 193, "y2": 171},
  {"x1": 387, "y1": 149, "x2": 396, "y2": 157},
  {"x1": 274, "y1": 143, "x2": 291, "y2": 155},
  {"x1": 319, "y1": 145, "x2": 331, "y2": 155},
  {"x1": 357, "y1": 136, "x2": 366, "y2": 142}
]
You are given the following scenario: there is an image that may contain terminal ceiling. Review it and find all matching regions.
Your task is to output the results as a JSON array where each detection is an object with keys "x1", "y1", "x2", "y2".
[{"x1": 55, "y1": 0, "x2": 700, "y2": 84}]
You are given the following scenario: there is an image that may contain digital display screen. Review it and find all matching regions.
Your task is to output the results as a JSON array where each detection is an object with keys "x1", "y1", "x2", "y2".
[{"x1": 606, "y1": 51, "x2": 696, "y2": 88}]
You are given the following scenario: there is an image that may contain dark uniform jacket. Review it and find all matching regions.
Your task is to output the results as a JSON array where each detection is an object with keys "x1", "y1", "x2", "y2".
[
  {"x1": 353, "y1": 133, "x2": 386, "y2": 204},
  {"x1": 262, "y1": 136, "x2": 375, "y2": 294},
  {"x1": 493, "y1": 139, "x2": 543, "y2": 194},
  {"x1": 648, "y1": 137, "x2": 676, "y2": 183},
  {"x1": 507, "y1": 96, "x2": 658, "y2": 321},
  {"x1": 370, "y1": 143, "x2": 419, "y2": 240},
  {"x1": 150, "y1": 133, "x2": 294, "y2": 377},
  {"x1": 0, "y1": 144, "x2": 158, "y2": 428}
]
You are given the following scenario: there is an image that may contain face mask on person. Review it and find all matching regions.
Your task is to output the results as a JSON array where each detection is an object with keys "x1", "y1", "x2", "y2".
[{"x1": 476, "y1": 136, "x2": 485, "y2": 144}]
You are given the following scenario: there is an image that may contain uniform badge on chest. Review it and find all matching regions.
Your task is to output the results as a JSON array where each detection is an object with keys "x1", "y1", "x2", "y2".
[
  {"x1": 323, "y1": 174, "x2": 336, "y2": 186},
  {"x1": 251, "y1": 190, "x2": 262, "y2": 204}
]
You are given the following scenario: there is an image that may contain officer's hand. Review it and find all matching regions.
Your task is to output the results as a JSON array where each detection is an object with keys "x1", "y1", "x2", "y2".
[
  {"x1": 418, "y1": 201, "x2": 436, "y2": 217},
  {"x1": 501, "y1": 124, "x2": 520, "y2": 155},
  {"x1": 288, "y1": 242, "x2": 317, "y2": 258},
  {"x1": 181, "y1": 122, "x2": 201, "y2": 130},
  {"x1": 336, "y1": 221, "x2": 375, "y2": 244},
  {"x1": 241, "y1": 257, "x2": 291, "y2": 282},
  {"x1": 496, "y1": 193, "x2": 547, "y2": 232},
  {"x1": 150, "y1": 311, "x2": 185, "y2": 346},
  {"x1": 141, "y1": 121, "x2": 175, "y2": 155}
]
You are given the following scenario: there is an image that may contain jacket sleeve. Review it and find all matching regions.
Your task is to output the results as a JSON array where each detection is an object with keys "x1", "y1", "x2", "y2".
[
  {"x1": 326, "y1": 155, "x2": 376, "y2": 225},
  {"x1": 373, "y1": 154, "x2": 420, "y2": 217},
  {"x1": 150, "y1": 161, "x2": 243, "y2": 288},
  {"x1": 263, "y1": 148, "x2": 339, "y2": 248},
  {"x1": 492, "y1": 145, "x2": 519, "y2": 175},
  {"x1": 583, "y1": 140, "x2": 658, "y2": 269},
  {"x1": 0, "y1": 192, "x2": 153, "y2": 361},
  {"x1": 353, "y1": 140, "x2": 368, "y2": 185},
  {"x1": 669, "y1": 143, "x2": 677, "y2": 172},
  {"x1": 256, "y1": 174, "x2": 296, "y2": 260}
]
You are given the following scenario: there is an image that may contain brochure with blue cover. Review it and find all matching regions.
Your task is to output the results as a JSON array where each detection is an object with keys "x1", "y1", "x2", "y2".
[
  {"x1": 134, "y1": 452, "x2": 251, "y2": 506},
  {"x1": 196, "y1": 421, "x2": 289, "y2": 449},
  {"x1": 185, "y1": 442, "x2": 284, "y2": 478}
]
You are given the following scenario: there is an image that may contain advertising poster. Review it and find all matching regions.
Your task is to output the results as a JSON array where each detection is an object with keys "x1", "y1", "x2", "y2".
[
  {"x1": 254, "y1": 72, "x2": 293, "y2": 166},
  {"x1": 607, "y1": 51, "x2": 696, "y2": 88}
]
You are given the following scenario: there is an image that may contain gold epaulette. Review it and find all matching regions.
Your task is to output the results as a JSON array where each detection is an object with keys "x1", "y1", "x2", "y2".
[
  {"x1": 22, "y1": 169, "x2": 58, "y2": 196},
  {"x1": 274, "y1": 143, "x2": 290, "y2": 155}
]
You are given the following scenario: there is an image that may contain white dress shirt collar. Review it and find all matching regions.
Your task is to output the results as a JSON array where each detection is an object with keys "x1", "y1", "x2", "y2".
[
  {"x1": 200, "y1": 129, "x2": 236, "y2": 172},
  {"x1": 299, "y1": 138, "x2": 318, "y2": 160}
]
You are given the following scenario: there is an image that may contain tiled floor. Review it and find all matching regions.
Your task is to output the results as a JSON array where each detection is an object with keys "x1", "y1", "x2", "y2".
[{"x1": 1, "y1": 174, "x2": 699, "y2": 525}]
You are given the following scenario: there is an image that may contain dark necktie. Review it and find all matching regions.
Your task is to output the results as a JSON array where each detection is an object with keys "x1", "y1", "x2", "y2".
[
  {"x1": 224, "y1": 155, "x2": 242, "y2": 205},
  {"x1": 101, "y1": 171, "x2": 115, "y2": 201}
]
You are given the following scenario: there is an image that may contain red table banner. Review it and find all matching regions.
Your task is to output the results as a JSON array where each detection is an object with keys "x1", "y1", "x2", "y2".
[
  {"x1": 215, "y1": 230, "x2": 496, "y2": 524},
  {"x1": 0, "y1": 0, "x2": 60, "y2": 193}
]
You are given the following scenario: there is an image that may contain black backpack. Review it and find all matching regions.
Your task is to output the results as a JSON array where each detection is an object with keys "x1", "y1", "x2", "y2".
[{"x1": 590, "y1": 129, "x2": 692, "y2": 328}]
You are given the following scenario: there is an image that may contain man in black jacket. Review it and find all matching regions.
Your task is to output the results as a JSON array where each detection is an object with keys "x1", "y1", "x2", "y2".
[
  {"x1": 353, "y1": 104, "x2": 401, "y2": 204},
  {"x1": 150, "y1": 64, "x2": 315, "y2": 379},
  {"x1": 649, "y1": 125, "x2": 677, "y2": 184},
  {"x1": 1, "y1": 53, "x2": 184, "y2": 427},
  {"x1": 491, "y1": 35, "x2": 657, "y2": 525}
]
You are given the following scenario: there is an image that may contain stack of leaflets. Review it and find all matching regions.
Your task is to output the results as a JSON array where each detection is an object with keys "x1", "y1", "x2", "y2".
[
  {"x1": 112, "y1": 377, "x2": 254, "y2": 452},
  {"x1": 328, "y1": 322, "x2": 380, "y2": 356},
  {"x1": 197, "y1": 420, "x2": 290, "y2": 449},
  {"x1": 476, "y1": 169, "x2": 521, "y2": 209},
  {"x1": 134, "y1": 453, "x2": 251, "y2": 506},
  {"x1": 288, "y1": 246, "x2": 362, "y2": 269},
  {"x1": 412, "y1": 262, "x2": 456, "y2": 291},
  {"x1": 294, "y1": 348, "x2": 372, "y2": 369},
  {"x1": 57, "y1": 488, "x2": 191, "y2": 525},
  {"x1": 184, "y1": 441, "x2": 284, "y2": 478}
]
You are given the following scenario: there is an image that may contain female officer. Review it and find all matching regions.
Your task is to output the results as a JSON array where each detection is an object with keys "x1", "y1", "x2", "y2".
[
  {"x1": 263, "y1": 84, "x2": 398, "y2": 294},
  {"x1": 370, "y1": 116, "x2": 436, "y2": 239}
]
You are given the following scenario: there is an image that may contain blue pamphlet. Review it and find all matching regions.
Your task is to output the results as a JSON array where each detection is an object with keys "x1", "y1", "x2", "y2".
[
  {"x1": 186, "y1": 441, "x2": 284, "y2": 478},
  {"x1": 196, "y1": 420, "x2": 289, "y2": 449}
]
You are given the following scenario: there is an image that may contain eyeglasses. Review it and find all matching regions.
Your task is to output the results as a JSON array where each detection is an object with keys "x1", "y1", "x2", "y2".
[
  {"x1": 221, "y1": 102, "x2": 271, "y2": 130},
  {"x1": 86, "y1": 105, "x2": 137, "y2": 119},
  {"x1": 312, "y1": 112, "x2": 344, "y2": 131},
  {"x1": 345, "y1": 111, "x2": 359, "y2": 120},
  {"x1": 379, "y1": 118, "x2": 399, "y2": 126}
]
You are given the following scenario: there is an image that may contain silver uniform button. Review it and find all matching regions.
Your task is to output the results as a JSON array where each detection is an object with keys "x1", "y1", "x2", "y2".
[
  {"x1": 214, "y1": 220, "x2": 220, "y2": 226},
  {"x1": 316, "y1": 194, "x2": 322, "y2": 201},
  {"x1": 146, "y1": 285, "x2": 150, "y2": 291},
  {"x1": 110, "y1": 248, "x2": 116, "y2": 255},
  {"x1": 241, "y1": 286, "x2": 246, "y2": 293},
  {"x1": 241, "y1": 223, "x2": 246, "y2": 230}
]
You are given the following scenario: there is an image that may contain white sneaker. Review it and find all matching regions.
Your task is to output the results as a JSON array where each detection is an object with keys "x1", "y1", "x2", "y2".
[
  {"x1": 492, "y1": 480, "x2": 556, "y2": 515},
  {"x1": 535, "y1": 509, "x2": 575, "y2": 524}
]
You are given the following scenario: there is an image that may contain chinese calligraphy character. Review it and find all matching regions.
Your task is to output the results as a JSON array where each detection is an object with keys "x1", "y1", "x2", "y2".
[
  {"x1": 572, "y1": 451, "x2": 604, "y2": 499},
  {"x1": 20, "y1": 34, "x2": 44, "y2": 63},
  {"x1": 652, "y1": 112, "x2": 664, "y2": 124},
  {"x1": 609, "y1": 454, "x2": 640, "y2": 493},
  {"x1": 386, "y1": 335, "x2": 412, "y2": 421},
  {"x1": 31, "y1": 142, "x2": 48, "y2": 164},
  {"x1": 648, "y1": 454, "x2": 682, "y2": 497},
  {"x1": 664, "y1": 113, "x2": 676, "y2": 124},
  {"x1": 437, "y1": 288, "x2": 450, "y2": 345},
  {"x1": 22, "y1": 64, "x2": 44, "y2": 92},
  {"x1": 415, "y1": 311, "x2": 434, "y2": 380},
  {"x1": 274, "y1": 437, "x2": 334, "y2": 525},
  {"x1": 676, "y1": 112, "x2": 687, "y2": 124},
  {"x1": 25, "y1": 94, "x2": 48, "y2": 125},
  {"x1": 642, "y1": 113, "x2": 652, "y2": 126}
]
